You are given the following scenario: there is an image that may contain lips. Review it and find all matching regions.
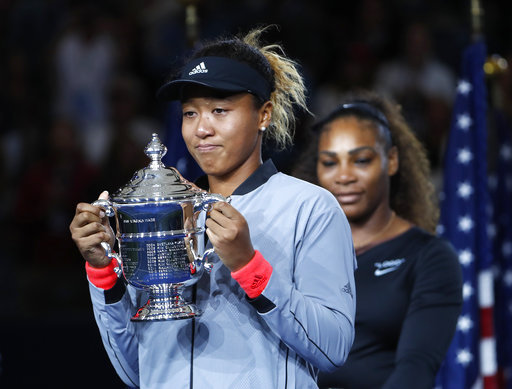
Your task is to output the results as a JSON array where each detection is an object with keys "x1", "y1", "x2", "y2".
[
  {"x1": 335, "y1": 192, "x2": 363, "y2": 204},
  {"x1": 195, "y1": 143, "x2": 220, "y2": 152}
]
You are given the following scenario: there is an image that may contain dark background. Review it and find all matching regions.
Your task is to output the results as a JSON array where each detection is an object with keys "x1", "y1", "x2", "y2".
[{"x1": 1, "y1": 0, "x2": 511, "y2": 388}]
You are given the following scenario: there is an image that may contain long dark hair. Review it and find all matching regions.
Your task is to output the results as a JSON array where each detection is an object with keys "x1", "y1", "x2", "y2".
[{"x1": 293, "y1": 89, "x2": 439, "y2": 233}]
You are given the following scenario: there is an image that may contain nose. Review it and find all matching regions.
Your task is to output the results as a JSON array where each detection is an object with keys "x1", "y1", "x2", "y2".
[
  {"x1": 196, "y1": 115, "x2": 214, "y2": 139},
  {"x1": 335, "y1": 164, "x2": 357, "y2": 185}
]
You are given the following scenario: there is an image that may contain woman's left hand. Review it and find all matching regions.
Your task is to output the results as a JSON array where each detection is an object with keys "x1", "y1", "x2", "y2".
[{"x1": 205, "y1": 202, "x2": 255, "y2": 272}]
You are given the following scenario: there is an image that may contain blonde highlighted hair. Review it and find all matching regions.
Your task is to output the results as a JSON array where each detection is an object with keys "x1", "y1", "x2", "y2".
[{"x1": 242, "y1": 27, "x2": 309, "y2": 148}]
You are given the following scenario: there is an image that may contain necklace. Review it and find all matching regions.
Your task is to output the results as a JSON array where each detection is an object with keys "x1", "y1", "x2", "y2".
[{"x1": 354, "y1": 211, "x2": 396, "y2": 250}]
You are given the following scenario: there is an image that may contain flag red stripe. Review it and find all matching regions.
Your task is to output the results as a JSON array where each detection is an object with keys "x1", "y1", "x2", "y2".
[
  {"x1": 483, "y1": 374, "x2": 498, "y2": 389},
  {"x1": 480, "y1": 307, "x2": 494, "y2": 338}
]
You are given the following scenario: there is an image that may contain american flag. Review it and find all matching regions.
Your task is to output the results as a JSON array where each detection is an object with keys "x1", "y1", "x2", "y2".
[
  {"x1": 490, "y1": 111, "x2": 512, "y2": 388},
  {"x1": 435, "y1": 40, "x2": 498, "y2": 388}
]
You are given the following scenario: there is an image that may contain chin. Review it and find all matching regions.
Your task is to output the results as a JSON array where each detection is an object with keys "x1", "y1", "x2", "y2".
[
  {"x1": 339, "y1": 205, "x2": 363, "y2": 220},
  {"x1": 194, "y1": 158, "x2": 216, "y2": 173},
  {"x1": 198, "y1": 164, "x2": 223, "y2": 177}
]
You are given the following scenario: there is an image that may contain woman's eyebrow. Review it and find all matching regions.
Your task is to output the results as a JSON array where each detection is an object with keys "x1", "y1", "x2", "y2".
[
  {"x1": 319, "y1": 146, "x2": 376, "y2": 157},
  {"x1": 318, "y1": 150, "x2": 337, "y2": 157},
  {"x1": 348, "y1": 146, "x2": 376, "y2": 155}
]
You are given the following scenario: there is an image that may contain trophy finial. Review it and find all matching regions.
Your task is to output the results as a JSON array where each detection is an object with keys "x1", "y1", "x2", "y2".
[{"x1": 145, "y1": 133, "x2": 167, "y2": 168}]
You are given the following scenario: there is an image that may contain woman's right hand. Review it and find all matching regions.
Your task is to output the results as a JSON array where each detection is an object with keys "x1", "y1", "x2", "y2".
[{"x1": 70, "y1": 191, "x2": 115, "y2": 268}]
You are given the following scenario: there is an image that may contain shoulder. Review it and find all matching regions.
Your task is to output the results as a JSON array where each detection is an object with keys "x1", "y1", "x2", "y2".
[
  {"x1": 405, "y1": 228, "x2": 461, "y2": 279},
  {"x1": 401, "y1": 228, "x2": 463, "y2": 306},
  {"x1": 409, "y1": 228, "x2": 457, "y2": 256},
  {"x1": 400, "y1": 227, "x2": 457, "y2": 260},
  {"x1": 264, "y1": 173, "x2": 347, "y2": 221},
  {"x1": 267, "y1": 172, "x2": 340, "y2": 208},
  {"x1": 259, "y1": 173, "x2": 349, "y2": 232}
]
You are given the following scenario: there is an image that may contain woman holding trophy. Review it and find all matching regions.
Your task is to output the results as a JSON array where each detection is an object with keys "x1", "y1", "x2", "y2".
[{"x1": 70, "y1": 27, "x2": 356, "y2": 388}]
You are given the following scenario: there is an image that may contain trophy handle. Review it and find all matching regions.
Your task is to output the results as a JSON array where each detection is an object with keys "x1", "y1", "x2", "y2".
[
  {"x1": 185, "y1": 238, "x2": 216, "y2": 274},
  {"x1": 199, "y1": 192, "x2": 231, "y2": 210},
  {"x1": 92, "y1": 199, "x2": 123, "y2": 276},
  {"x1": 198, "y1": 193, "x2": 231, "y2": 273},
  {"x1": 202, "y1": 248, "x2": 215, "y2": 273},
  {"x1": 187, "y1": 194, "x2": 231, "y2": 274},
  {"x1": 99, "y1": 241, "x2": 123, "y2": 277},
  {"x1": 92, "y1": 198, "x2": 115, "y2": 217}
]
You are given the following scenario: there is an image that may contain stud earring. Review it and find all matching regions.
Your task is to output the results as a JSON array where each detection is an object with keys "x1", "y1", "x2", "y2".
[{"x1": 260, "y1": 126, "x2": 267, "y2": 132}]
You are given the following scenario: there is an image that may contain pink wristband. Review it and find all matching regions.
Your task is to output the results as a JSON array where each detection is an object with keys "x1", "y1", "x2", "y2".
[
  {"x1": 85, "y1": 258, "x2": 119, "y2": 290},
  {"x1": 231, "y1": 250, "x2": 273, "y2": 298}
]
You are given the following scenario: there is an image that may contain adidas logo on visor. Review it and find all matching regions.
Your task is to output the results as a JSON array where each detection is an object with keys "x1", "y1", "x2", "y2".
[{"x1": 189, "y1": 62, "x2": 208, "y2": 75}]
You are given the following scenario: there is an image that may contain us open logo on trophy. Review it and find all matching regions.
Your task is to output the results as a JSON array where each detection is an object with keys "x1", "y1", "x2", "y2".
[{"x1": 94, "y1": 133, "x2": 226, "y2": 321}]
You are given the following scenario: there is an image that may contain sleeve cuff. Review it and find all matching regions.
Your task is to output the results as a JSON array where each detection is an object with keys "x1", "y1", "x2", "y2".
[
  {"x1": 231, "y1": 250, "x2": 273, "y2": 298},
  {"x1": 85, "y1": 258, "x2": 119, "y2": 290}
]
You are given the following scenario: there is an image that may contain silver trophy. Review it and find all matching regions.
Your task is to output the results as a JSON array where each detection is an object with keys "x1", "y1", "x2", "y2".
[{"x1": 93, "y1": 133, "x2": 225, "y2": 321}]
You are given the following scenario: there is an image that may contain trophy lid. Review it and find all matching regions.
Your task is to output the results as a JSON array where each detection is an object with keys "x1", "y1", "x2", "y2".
[{"x1": 112, "y1": 133, "x2": 202, "y2": 203}]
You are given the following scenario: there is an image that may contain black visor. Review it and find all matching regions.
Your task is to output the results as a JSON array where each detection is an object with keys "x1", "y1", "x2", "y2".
[{"x1": 156, "y1": 56, "x2": 272, "y2": 102}]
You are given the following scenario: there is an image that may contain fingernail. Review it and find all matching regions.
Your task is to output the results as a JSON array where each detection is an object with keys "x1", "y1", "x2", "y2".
[
  {"x1": 99, "y1": 190, "x2": 109, "y2": 200},
  {"x1": 99, "y1": 211, "x2": 105, "y2": 218}
]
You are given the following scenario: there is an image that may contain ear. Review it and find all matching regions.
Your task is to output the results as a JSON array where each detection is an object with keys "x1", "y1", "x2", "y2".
[
  {"x1": 258, "y1": 101, "x2": 273, "y2": 129},
  {"x1": 387, "y1": 146, "x2": 399, "y2": 176}
]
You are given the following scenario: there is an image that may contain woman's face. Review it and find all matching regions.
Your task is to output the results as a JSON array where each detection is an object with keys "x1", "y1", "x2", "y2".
[
  {"x1": 316, "y1": 116, "x2": 397, "y2": 222},
  {"x1": 181, "y1": 86, "x2": 271, "y2": 179}
]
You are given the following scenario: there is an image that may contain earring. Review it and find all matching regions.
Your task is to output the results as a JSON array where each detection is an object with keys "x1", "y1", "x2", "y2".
[{"x1": 260, "y1": 126, "x2": 267, "y2": 132}]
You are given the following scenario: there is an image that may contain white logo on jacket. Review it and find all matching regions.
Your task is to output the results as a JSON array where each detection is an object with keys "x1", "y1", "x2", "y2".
[{"x1": 373, "y1": 258, "x2": 406, "y2": 276}]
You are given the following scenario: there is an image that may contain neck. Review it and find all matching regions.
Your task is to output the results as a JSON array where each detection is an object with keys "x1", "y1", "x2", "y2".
[
  {"x1": 350, "y1": 206, "x2": 396, "y2": 250},
  {"x1": 208, "y1": 159, "x2": 262, "y2": 197},
  {"x1": 208, "y1": 177, "x2": 240, "y2": 198}
]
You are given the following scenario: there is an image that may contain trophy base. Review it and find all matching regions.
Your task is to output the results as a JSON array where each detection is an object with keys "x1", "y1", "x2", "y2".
[{"x1": 131, "y1": 283, "x2": 201, "y2": 321}]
